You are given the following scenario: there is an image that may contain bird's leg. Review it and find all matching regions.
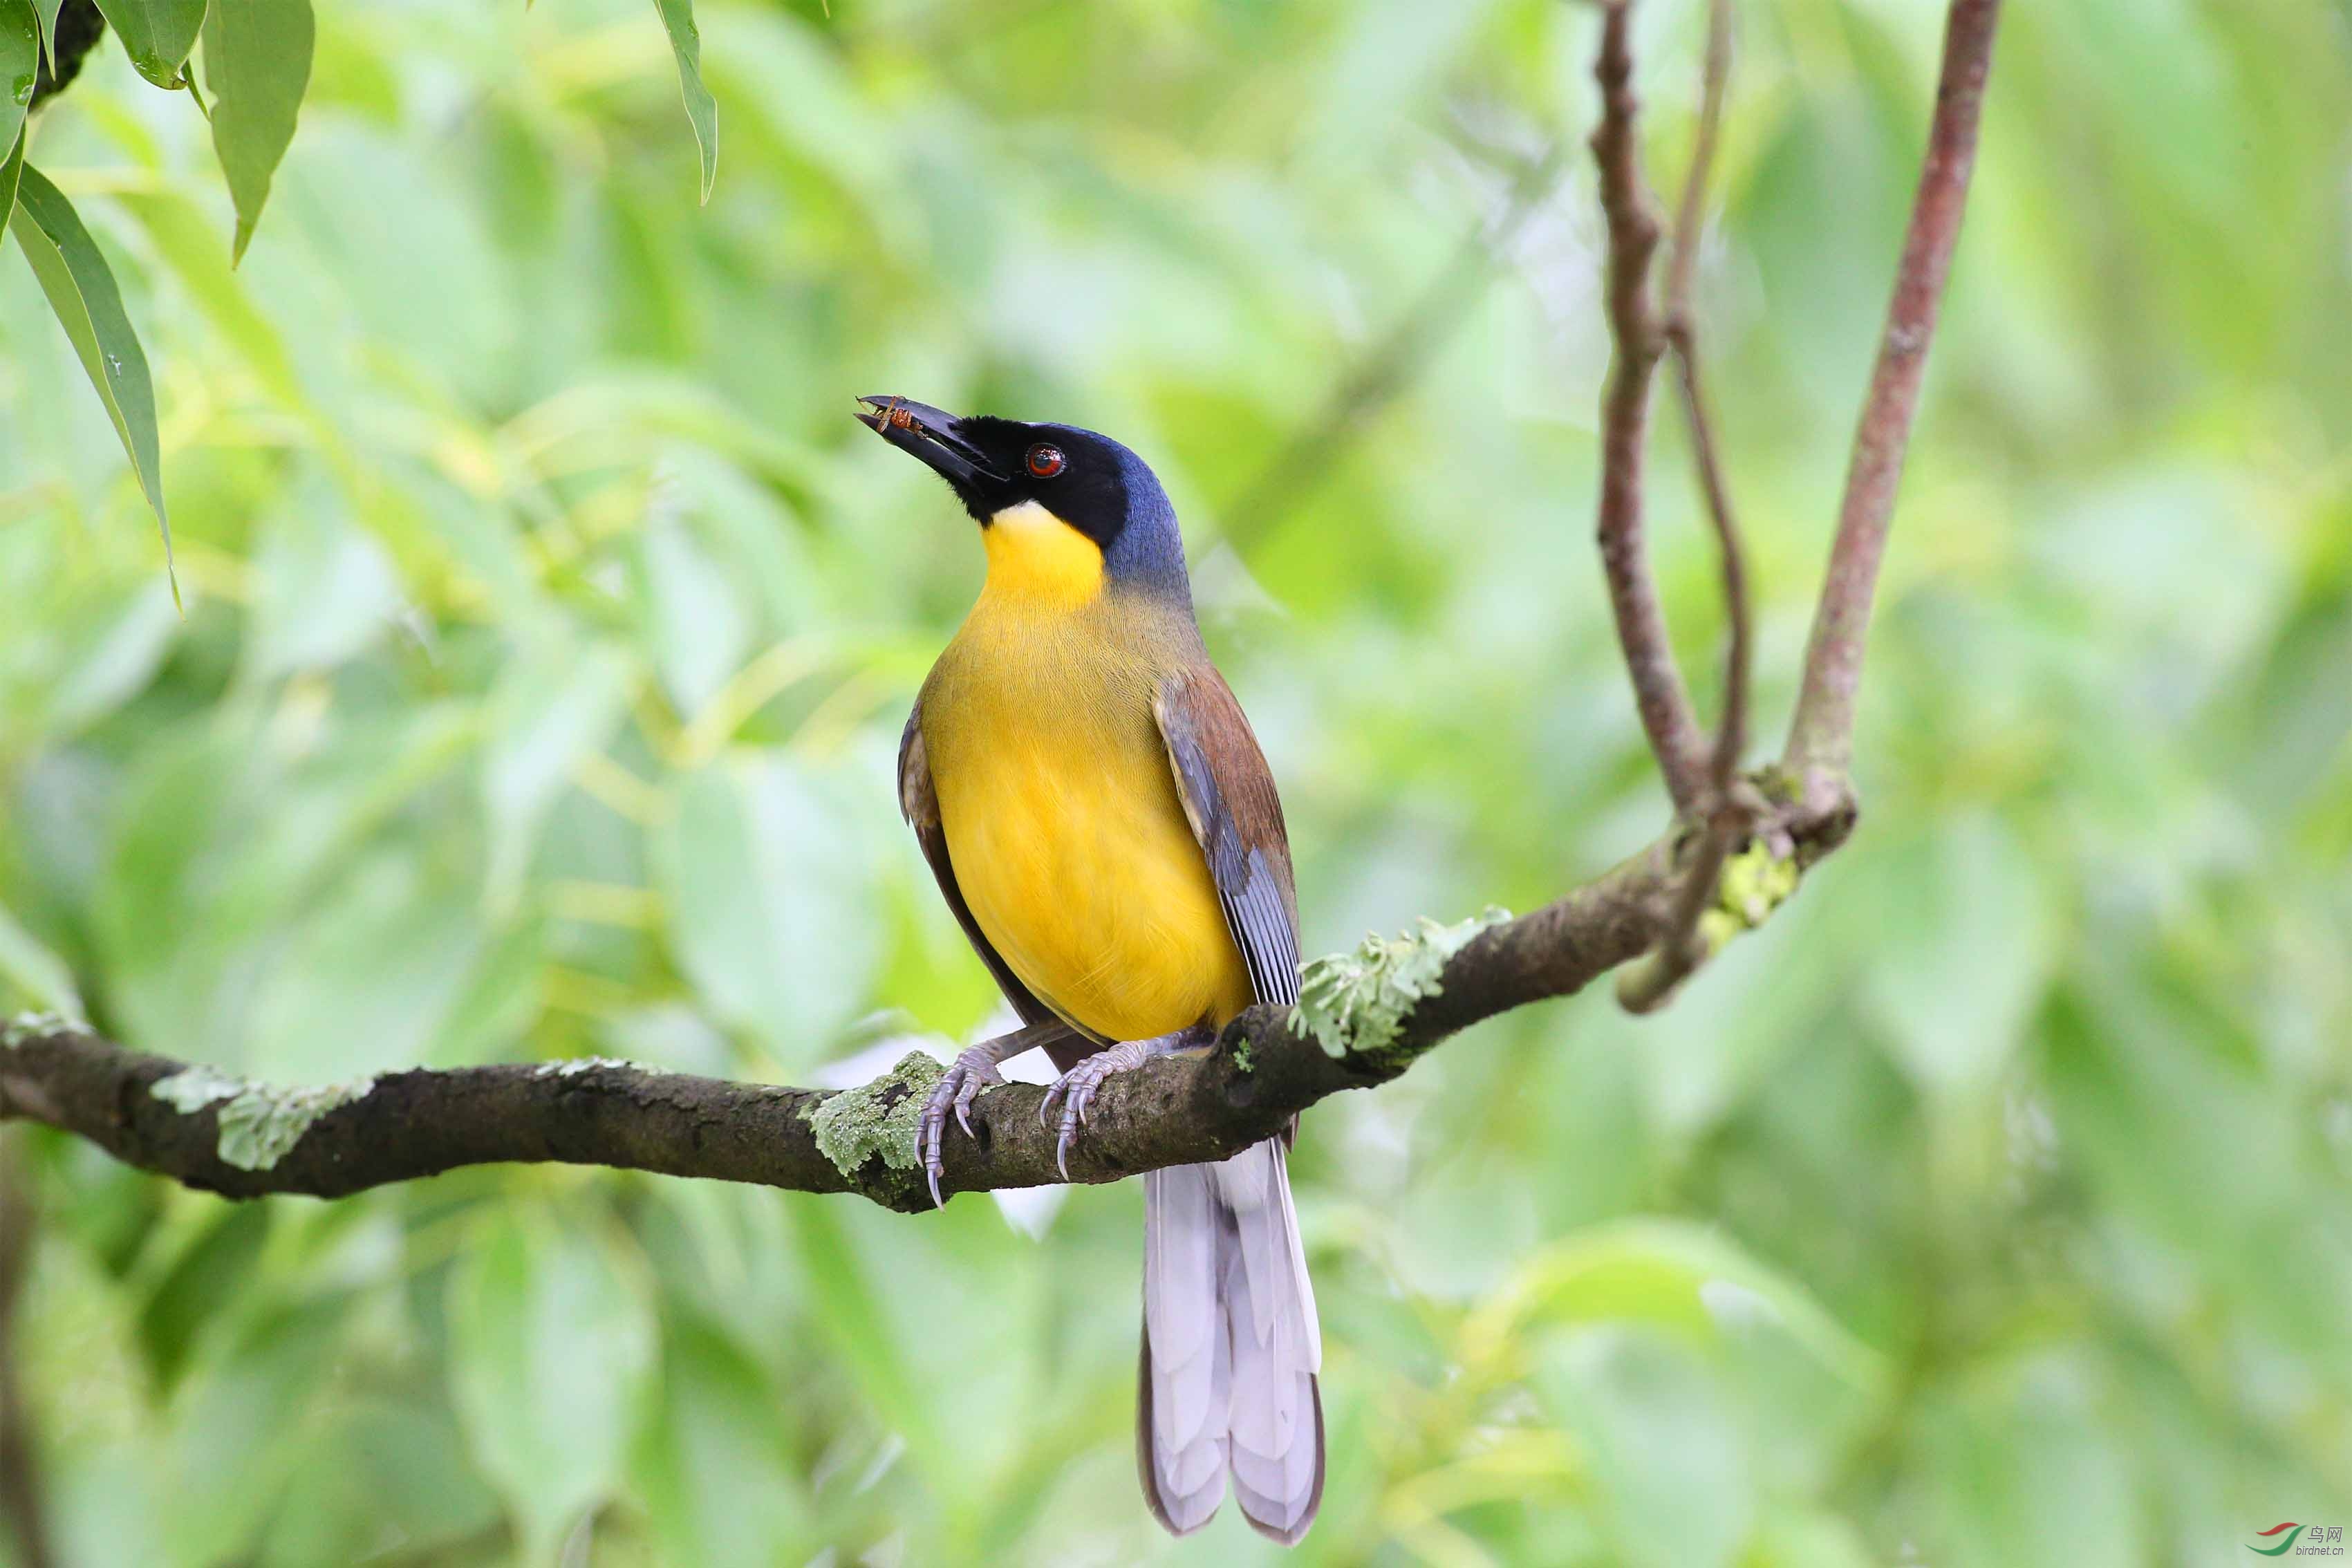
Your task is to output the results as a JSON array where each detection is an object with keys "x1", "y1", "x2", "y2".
[
  {"x1": 1036, "y1": 1023, "x2": 1217, "y2": 1181},
  {"x1": 919, "y1": 1024, "x2": 1052, "y2": 1208}
]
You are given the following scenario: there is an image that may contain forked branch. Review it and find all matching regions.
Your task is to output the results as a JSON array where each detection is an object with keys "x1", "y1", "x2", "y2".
[{"x1": 1604, "y1": 0, "x2": 1998, "y2": 1007}]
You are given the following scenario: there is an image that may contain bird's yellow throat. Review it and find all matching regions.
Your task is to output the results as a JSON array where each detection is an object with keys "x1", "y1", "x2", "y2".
[{"x1": 981, "y1": 501, "x2": 1105, "y2": 609}]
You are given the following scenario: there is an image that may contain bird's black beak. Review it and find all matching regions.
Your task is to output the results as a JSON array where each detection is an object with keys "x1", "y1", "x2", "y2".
[{"x1": 855, "y1": 395, "x2": 1008, "y2": 496}]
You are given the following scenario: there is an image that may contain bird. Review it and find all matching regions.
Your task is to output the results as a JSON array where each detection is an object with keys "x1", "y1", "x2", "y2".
[{"x1": 857, "y1": 395, "x2": 1323, "y2": 1545}]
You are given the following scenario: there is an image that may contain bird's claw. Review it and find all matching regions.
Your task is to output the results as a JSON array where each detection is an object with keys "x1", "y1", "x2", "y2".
[
  {"x1": 917, "y1": 1045, "x2": 1008, "y2": 1208},
  {"x1": 1036, "y1": 1040, "x2": 1155, "y2": 1182}
]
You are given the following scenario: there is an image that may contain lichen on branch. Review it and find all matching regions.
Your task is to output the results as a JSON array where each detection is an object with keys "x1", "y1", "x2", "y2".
[
  {"x1": 152, "y1": 1066, "x2": 377, "y2": 1173},
  {"x1": 803, "y1": 1052, "x2": 942, "y2": 1182},
  {"x1": 1293, "y1": 908, "x2": 1511, "y2": 1061}
]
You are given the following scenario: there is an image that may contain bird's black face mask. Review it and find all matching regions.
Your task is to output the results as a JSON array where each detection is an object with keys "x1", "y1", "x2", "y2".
[{"x1": 856, "y1": 395, "x2": 1136, "y2": 554}]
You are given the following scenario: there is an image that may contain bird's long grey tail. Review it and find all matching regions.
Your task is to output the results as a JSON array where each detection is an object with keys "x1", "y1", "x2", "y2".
[{"x1": 1138, "y1": 1137, "x2": 1323, "y2": 1544}]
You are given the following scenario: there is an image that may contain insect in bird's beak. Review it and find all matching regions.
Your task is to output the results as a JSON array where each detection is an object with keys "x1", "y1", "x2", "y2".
[{"x1": 855, "y1": 394, "x2": 1012, "y2": 493}]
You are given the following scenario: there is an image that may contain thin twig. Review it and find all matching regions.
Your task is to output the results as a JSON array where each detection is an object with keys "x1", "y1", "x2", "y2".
[
  {"x1": 1783, "y1": 0, "x2": 2002, "y2": 804},
  {"x1": 1589, "y1": 0, "x2": 1710, "y2": 814},
  {"x1": 1663, "y1": 0, "x2": 1733, "y2": 330},
  {"x1": 1621, "y1": 0, "x2": 1753, "y2": 1014},
  {"x1": 1218, "y1": 143, "x2": 1568, "y2": 550},
  {"x1": 1672, "y1": 339, "x2": 1746, "y2": 815},
  {"x1": 1613, "y1": 339, "x2": 1753, "y2": 1013}
]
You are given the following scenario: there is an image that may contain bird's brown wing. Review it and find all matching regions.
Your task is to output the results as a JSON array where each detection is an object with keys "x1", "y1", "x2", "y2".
[
  {"x1": 899, "y1": 700, "x2": 1094, "y2": 1070},
  {"x1": 1151, "y1": 665, "x2": 1303, "y2": 1009}
]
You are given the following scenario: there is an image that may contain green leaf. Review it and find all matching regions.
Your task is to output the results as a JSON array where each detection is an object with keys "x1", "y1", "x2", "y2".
[
  {"x1": 200, "y1": 0, "x2": 310, "y2": 262},
  {"x1": 0, "y1": 123, "x2": 21, "y2": 255},
  {"x1": 638, "y1": 507, "x2": 753, "y2": 715},
  {"x1": 258, "y1": 1401, "x2": 503, "y2": 1568},
  {"x1": 1537, "y1": 1329, "x2": 1753, "y2": 1568},
  {"x1": 656, "y1": 757, "x2": 885, "y2": 1067},
  {"x1": 91, "y1": 0, "x2": 206, "y2": 88},
  {"x1": 1478, "y1": 1218, "x2": 1887, "y2": 1396},
  {"x1": 136, "y1": 1202, "x2": 272, "y2": 1392},
  {"x1": 240, "y1": 840, "x2": 484, "y2": 1082},
  {"x1": 8, "y1": 164, "x2": 176, "y2": 604},
  {"x1": 42, "y1": 578, "x2": 179, "y2": 733},
  {"x1": 243, "y1": 474, "x2": 400, "y2": 680},
  {"x1": 114, "y1": 187, "x2": 304, "y2": 405},
  {"x1": 1856, "y1": 815, "x2": 2059, "y2": 1095},
  {"x1": 631, "y1": 1316, "x2": 812, "y2": 1566},
  {"x1": 789, "y1": 1203, "x2": 929, "y2": 1457},
  {"x1": 649, "y1": 0, "x2": 716, "y2": 203},
  {"x1": 30, "y1": 0, "x2": 55, "y2": 72},
  {"x1": 1, "y1": 0, "x2": 36, "y2": 156},
  {"x1": 447, "y1": 1210, "x2": 657, "y2": 1562},
  {"x1": 162, "y1": 1299, "x2": 346, "y2": 1563},
  {"x1": 480, "y1": 633, "x2": 635, "y2": 911},
  {"x1": 92, "y1": 707, "x2": 479, "y2": 1065}
]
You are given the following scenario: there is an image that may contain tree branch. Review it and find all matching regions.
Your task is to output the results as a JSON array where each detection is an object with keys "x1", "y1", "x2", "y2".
[
  {"x1": 1617, "y1": 0, "x2": 1754, "y2": 1014},
  {"x1": 1782, "y1": 0, "x2": 2001, "y2": 803},
  {"x1": 1617, "y1": 0, "x2": 1997, "y2": 1005},
  {"x1": 0, "y1": 791, "x2": 1851, "y2": 1211},
  {"x1": 1589, "y1": 0, "x2": 1711, "y2": 816}
]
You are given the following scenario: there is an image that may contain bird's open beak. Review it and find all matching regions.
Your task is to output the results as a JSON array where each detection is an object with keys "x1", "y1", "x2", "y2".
[{"x1": 855, "y1": 395, "x2": 1007, "y2": 492}]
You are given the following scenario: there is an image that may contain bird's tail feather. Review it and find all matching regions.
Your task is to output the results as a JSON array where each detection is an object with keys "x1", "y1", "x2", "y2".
[{"x1": 1138, "y1": 1139, "x2": 1323, "y2": 1544}]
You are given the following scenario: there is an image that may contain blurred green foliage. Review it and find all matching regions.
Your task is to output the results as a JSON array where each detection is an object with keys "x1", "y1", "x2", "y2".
[{"x1": 4, "y1": 0, "x2": 2351, "y2": 1564}]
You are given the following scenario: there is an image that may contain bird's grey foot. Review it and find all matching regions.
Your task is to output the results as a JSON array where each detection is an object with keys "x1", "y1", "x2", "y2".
[
  {"x1": 1036, "y1": 1023, "x2": 1216, "y2": 1180},
  {"x1": 918, "y1": 1036, "x2": 1020, "y2": 1208}
]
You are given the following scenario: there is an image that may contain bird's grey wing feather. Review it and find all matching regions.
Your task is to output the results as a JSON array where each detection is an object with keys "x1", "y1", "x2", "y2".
[{"x1": 1151, "y1": 667, "x2": 1303, "y2": 1009}]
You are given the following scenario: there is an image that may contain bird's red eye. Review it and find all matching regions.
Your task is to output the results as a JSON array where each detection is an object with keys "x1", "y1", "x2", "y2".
[{"x1": 1025, "y1": 444, "x2": 1066, "y2": 479}]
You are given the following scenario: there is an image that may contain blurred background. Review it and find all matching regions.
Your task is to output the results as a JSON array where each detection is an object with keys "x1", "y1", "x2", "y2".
[{"x1": 3, "y1": 0, "x2": 2350, "y2": 1562}]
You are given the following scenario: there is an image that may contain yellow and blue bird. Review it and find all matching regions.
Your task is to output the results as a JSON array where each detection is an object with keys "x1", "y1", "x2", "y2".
[{"x1": 858, "y1": 395, "x2": 1323, "y2": 1544}]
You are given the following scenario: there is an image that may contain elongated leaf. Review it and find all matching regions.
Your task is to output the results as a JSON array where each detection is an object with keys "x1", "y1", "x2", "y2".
[
  {"x1": 0, "y1": 123, "x2": 21, "y2": 244},
  {"x1": 31, "y1": 0, "x2": 55, "y2": 72},
  {"x1": 1, "y1": 0, "x2": 35, "y2": 155},
  {"x1": 91, "y1": 0, "x2": 205, "y2": 87},
  {"x1": 649, "y1": 0, "x2": 715, "y2": 203},
  {"x1": 8, "y1": 164, "x2": 176, "y2": 601},
  {"x1": 1472, "y1": 1218, "x2": 1887, "y2": 1394},
  {"x1": 200, "y1": 0, "x2": 309, "y2": 262}
]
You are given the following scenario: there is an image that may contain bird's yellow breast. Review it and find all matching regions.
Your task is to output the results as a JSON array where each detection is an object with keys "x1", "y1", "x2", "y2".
[{"x1": 920, "y1": 526, "x2": 1251, "y2": 1043}]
